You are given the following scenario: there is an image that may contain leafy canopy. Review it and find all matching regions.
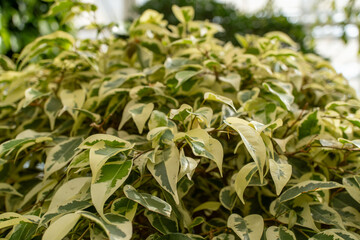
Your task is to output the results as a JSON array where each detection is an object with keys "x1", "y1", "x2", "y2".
[{"x1": 0, "y1": 4, "x2": 360, "y2": 240}]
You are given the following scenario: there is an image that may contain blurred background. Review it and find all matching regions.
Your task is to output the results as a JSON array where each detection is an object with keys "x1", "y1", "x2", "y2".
[{"x1": 2, "y1": 0, "x2": 360, "y2": 94}]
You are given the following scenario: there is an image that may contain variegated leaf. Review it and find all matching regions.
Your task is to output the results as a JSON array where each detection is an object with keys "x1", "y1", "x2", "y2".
[
  {"x1": 213, "y1": 233, "x2": 236, "y2": 240},
  {"x1": 43, "y1": 177, "x2": 91, "y2": 223},
  {"x1": 269, "y1": 159, "x2": 292, "y2": 195},
  {"x1": 0, "y1": 183, "x2": 22, "y2": 197},
  {"x1": 219, "y1": 73, "x2": 241, "y2": 91},
  {"x1": 79, "y1": 211, "x2": 132, "y2": 240},
  {"x1": 309, "y1": 229, "x2": 358, "y2": 240},
  {"x1": 144, "y1": 210, "x2": 178, "y2": 234},
  {"x1": 0, "y1": 212, "x2": 32, "y2": 229},
  {"x1": 147, "y1": 144, "x2": 180, "y2": 203},
  {"x1": 343, "y1": 176, "x2": 360, "y2": 204},
  {"x1": 44, "y1": 137, "x2": 82, "y2": 180},
  {"x1": 235, "y1": 162, "x2": 258, "y2": 204},
  {"x1": 44, "y1": 95, "x2": 62, "y2": 130},
  {"x1": 263, "y1": 82, "x2": 294, "y2": 111},
  {"x1": 309, "y1": 203, "x2": 345, "y2": 229},
  {"x1": 91, "y1": 158, "x2": 132, "y2": 217},
  {"x1": 225, "y1": 117, "x2": 266, "y2": 182},
  {"x1": 175, "y1": 70, "x2": 200, "y2": 88},
  {"x1": 279, "y1": 180, "x2": 342, "y2": 202},
  {"x1": 23, "y1": 88, "x2": 50, "y2": 108},
  {"x1": 185, "y1": 129, "x2": 223, "y2": 176},
  {"x1": 204, "y1": 92, "x2": 236, "y2": 111},
  {"x1": 123, "y1": 185, "x2": 172, "y2": 217},
  {"x1": 111, "y1": 197, "x2": 138, "y2": 221},
  {"x1": 42, "y1": 213, "x2": 80, "y2": 240},
  {"x1": 169, "y1": 104, "x2": 192, "y2": 122},
  {"x1": 129, "y1": 103, "x2": 154, "y2": 134},
  {"x1": 79, "y1": 134, "x2": 133, "y2": 181},
  {"x1": 179, "y1": 148, "x2": 198, "y2": 180},
  {"x1": 59, "y1": 89, "x2": 86, "y2": 120},
  {"x1": 266, "y1": 226, "x2": 296, "y2": 240},
  {"x1": 227, "y1": 214, "x2": 264, "y2": 240},
  {"x1": 219, "y1": 186, "x2": 237, "y2": 210}
]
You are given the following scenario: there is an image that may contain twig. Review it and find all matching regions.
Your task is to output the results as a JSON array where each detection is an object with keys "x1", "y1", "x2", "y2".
[{"x1": 282, "y1": 102, "x2": 308, "y2": 138}]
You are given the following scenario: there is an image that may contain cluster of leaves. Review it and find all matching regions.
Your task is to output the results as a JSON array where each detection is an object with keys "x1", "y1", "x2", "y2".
[
  {"x1": 0, "y1": 0, "x2": 73, "y2": 57},
  {"x1": 136, "y1": 0, "x2": 315, "y2": 53},
  {"x1": 1, "y1": 5, "x2": 360, "y2": 240}
]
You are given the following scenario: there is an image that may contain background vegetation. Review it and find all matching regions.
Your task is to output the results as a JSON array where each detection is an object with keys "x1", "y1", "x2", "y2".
[{"x1": 136, "y1": 0, "x2": 315, "y2": 53}]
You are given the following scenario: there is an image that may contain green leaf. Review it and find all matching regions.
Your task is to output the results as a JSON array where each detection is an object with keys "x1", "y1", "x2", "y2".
[
  {"x1": 79, "y1": 211, "x2": 132, "y2": 240},
  {"x1": 42, "y1": 213, "x2": 80, "y2": 240},
  {"x1": 44, "y1": 137, "x2": 82, "y2": 180},
  {"x1": 193, "y1": 201, "x2": 221, "y2": 213},
  {"x1": 91, "y1": 158, "x2": 132, "y2": 217},
  {"x1": 204, "y1": 92, "x2": 236, "y2": 111},
  {"x1": 269, "y1": 159, "x2": 292, "y2": 195},
  {"x1": 343, "y1": 176, "x2": 360, "y2": 204},
  {"x1": 144, "y1": 210, "x2": 178, "y2": 234},
  {"x1": 175, "y1": 70, "x2": 200, "y2": 88},
  {"x1": 265, "y1": 226, "x2": 296, "y2": 240},
  {"x1": 0, "y1": 183, "x2": 22, "y2": 197},
  {"x1": 225, "y1": 117, "x2": 266, "y2": 181},
  {"x1": 189, "y1": 216, "x2": 205, "y2": 229},
  {"x1": 298, "y1": 110, "x2": 321, "y2": 140},
  {"x1": 279, "y1": 180, "x2": 342, "y2": 202},
  {"x1": 9, "y1": 222, "x2": 37, "y2": 240},
  {"x1": 309, "y1": 229, "x2": 358, "y2": 240},
  {"x1": 123, "y1": 185, "x2": 172, "y2": 217},
  {"x1": 235, "y1": 162, "x2": 258, "y2": 204},
  {"x1": 147, "y1": 144, "x2": 180, "y2": 203},
  {"x1": 111, "y1": 197, "x2": 138, "y2": 221},
  {"x1": 227, "y1": 214, "x2": 264, "y2": 240}
]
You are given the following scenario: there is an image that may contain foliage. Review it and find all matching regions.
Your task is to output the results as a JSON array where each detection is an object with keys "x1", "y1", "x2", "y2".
[
  {"x1": 0, "y1": 0, "x2": 73, "y2": 57},
  {"x1": 136, "y1": 0, "x2": 315, "y2": 53},
  {"x1": 1, "y1": 5, "x2": 360, "y2": 240}
]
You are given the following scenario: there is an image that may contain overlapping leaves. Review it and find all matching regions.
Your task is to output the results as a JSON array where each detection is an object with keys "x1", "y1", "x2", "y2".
[{"x1": 0, "y1": 3, "x2": 360, "y2": 239}]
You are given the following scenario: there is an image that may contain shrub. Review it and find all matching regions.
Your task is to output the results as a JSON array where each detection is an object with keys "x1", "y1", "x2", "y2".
[
  {"x1": 136, "y1": 0, "x2": 315, "y2": 53},
  {"x1": 1, "y1": 5, "x2": 360, "y2": 240}
]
